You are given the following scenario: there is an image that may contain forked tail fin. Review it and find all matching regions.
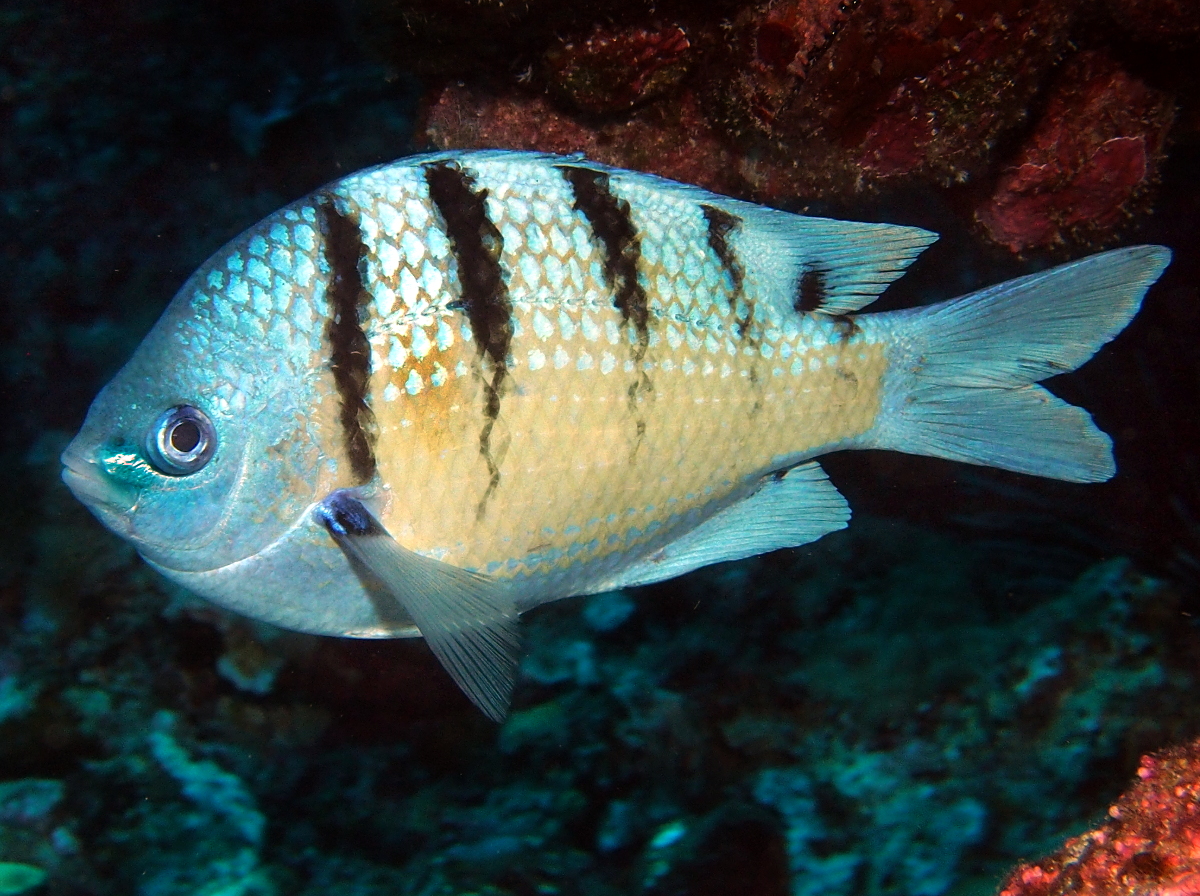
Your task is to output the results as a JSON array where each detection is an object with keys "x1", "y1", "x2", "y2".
[{"x1": 861, "y1": 246, "x2": 1171, "y2": 482}]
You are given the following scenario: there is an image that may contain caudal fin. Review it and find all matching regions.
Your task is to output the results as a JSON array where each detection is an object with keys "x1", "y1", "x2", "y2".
[{"x1": 862, "y1": 246, "x2": 1171, "y2": 483}]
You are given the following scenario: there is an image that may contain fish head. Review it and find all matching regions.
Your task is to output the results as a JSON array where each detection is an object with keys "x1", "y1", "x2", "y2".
[{"x1": 60, "y1": 224, "x2": 333, "y2": 582}]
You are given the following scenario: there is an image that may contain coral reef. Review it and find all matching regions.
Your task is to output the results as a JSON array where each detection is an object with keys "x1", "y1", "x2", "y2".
[
  {"x1": 11, "y1": 435, "x2": 1200, "y2": 894},
  {"x1": 975, "y1": 51, "x2": 1174, "y2": 253},
  {"x1": 544, "y1": 22, "x2": 694, "y2": 114},
  {"x1": 999, "y1": 736, "x2": 1200, "y2": 896},
  {"x1": 732, "y1": 0, "x2": 1076, "y2": 190},
  {"x1": 405, "y1": 0, "x2": 1191, "y2": 253},
  {"x1": 422, "y1": 84, "x2": 743, "y2": 195}
]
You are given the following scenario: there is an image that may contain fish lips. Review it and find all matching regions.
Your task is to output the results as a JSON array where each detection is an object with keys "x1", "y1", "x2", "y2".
[
  {"x1": 60, "y1": 445, "x2": 136, "y2": 524},
  {"x1": 59, "y1": 451, "x2": 219, "y2": 570}
]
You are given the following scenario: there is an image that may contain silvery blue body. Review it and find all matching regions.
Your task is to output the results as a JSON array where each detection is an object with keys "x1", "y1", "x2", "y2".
[{"x1": 60, "y1": 150, "x2": 1171, "y2": 718}]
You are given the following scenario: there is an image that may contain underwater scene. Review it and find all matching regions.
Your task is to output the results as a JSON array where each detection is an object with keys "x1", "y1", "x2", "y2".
[{"x1": 4, "y1": 1, "x2": 1200, "y2": 894}]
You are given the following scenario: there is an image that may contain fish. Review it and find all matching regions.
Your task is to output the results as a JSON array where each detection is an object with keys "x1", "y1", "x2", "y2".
[{"x1": 60, "y1": 149, "x2": 1171, "y2": 720}]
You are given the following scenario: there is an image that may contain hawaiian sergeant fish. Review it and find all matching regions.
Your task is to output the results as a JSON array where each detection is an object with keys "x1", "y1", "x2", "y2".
[{"x1": 61, "y1": 150, "x2": 1171, "y2": 720}]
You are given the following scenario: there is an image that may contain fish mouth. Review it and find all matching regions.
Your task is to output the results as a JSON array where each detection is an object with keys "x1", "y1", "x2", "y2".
[{"x1": 61, "y1": 447, "x2": 135, "y2": 517}]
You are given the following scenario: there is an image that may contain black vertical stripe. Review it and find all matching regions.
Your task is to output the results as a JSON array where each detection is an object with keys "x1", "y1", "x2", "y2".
[
  {"x1": 557, "y1": 165, "x2": 650, "y2": 358},
  {"x1": 423, "y1": 161, "x2": 510, "y2": 517},
  {"x1": 701, "y1": 203, "x2": 751, "y2": 338},
  {"x1": 700, "y1": 204, "x2": 745, "y2": 298},
  {"x1": 559, "y1": 164, "x2": 655, "y2": 458},
  {"x1": 700, "y1": 203, "x2": 765, "y2": 410},
  {"x1": 318, "y1": 196, "x2": 376, "y2": 485},
  {"x1": 423, "y1": 162, "x2": 511, "y2": 378}
]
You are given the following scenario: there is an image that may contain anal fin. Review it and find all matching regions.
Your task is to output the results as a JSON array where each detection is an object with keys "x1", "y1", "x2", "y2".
[
  {"x1": 315, "y1": 490, "x2": 520, "y2": 722},
  {"x1": 611, "y1": 462, "x2": 850, "y2": 589}
]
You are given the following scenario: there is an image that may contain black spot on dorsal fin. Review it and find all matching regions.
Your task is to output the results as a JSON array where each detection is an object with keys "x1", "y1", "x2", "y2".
[
  {"x1": 557, "y1": 165, "x2": 649, "y2": 358},
  {"x1": 423, "y1": 160, "x2": 510, "y2": 519},
  {"x1": 794, "y1": 265, "x2": 829, "y2": 314},
  {"x1": 318, "y1": 195, "x2": 377, "y2": 486}
]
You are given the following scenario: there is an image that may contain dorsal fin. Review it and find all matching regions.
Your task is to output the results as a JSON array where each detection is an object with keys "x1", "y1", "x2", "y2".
[
  {"x1": 713, "y1": 202, "x2": 938, "y2": 316},
  {"x1": 398, "y1": 150, "x2": 938, "y2": 318},
  {"x1": 591, "y1": 161, "x2": 937, "y2": 317},
  {"x1": 534, "y1": 155, "x2": 934, "y2": 317}
]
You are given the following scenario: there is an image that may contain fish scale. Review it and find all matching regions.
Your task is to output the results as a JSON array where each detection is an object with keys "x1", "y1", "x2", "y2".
[
  {"x1": 328, "y1": 155, "x2": 885, "y2": 582},
  {"x1": 61, "y1": 149, "x2": 1171, "y2": 720}
]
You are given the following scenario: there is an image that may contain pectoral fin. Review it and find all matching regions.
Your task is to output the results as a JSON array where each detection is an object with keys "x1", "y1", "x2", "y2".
[{"x1": 314, "y1": 490, "x2": 520, "y2": 722}]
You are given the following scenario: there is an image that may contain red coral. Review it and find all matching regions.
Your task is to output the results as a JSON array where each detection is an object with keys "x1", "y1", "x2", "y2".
[
  {"x1": 544, "y1": 22, "x2": 691, "y2": 114},
  {"x1": 975, "y1": 51, "x2": 1174, "y2": 254},
  {"x1": 723, "y1": 0, "x2": 1077, "y2": 192},
  {"x1": 750, "y1": 0, "x2": 852, "y2": 77},
  {"x1": 722, "y1": 0, "x2": 855, "y2": 133},
  {"x1": 422, "y1": 83, "x2": 741, "y2": 195},
  {"x1": 405, "y1": 0, "x2": 1183, "y2": 247},
  {"x1": 856, "y1": 7, "x2": 1069, "y2": 181},
  {"x1": 999, "y1": 737, "x2": 1200, "y2": 896}
]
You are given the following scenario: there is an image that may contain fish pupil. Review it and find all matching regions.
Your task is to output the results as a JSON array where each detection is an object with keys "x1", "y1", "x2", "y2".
[
  {"x1": 144, "y1": 405, "x2": 216, "y2": 476},
  {"x1": 170, "y1": 420, "x2": 201, "y2": 454}
]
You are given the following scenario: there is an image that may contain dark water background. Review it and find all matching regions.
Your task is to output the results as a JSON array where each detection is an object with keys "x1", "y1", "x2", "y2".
[{"x1": 3, "y1": 2, "x2": 1200, "y2": 894}]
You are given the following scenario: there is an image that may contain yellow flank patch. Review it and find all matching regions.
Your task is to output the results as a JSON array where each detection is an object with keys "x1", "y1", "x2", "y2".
[{"x1": 366, "y1": 304, "x2": 886, "y2": 578}]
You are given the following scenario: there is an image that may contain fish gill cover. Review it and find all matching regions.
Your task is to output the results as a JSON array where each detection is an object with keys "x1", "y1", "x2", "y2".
[{"x1": 3, "y1": 1, "x2": 1200, "y2": 895}]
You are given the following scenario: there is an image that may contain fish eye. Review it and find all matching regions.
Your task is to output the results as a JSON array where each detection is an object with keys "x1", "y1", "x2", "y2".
[{"x1": 145, "y1": 405, "x2": 216, "y2": 476}]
